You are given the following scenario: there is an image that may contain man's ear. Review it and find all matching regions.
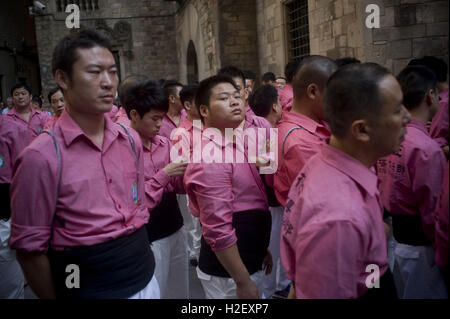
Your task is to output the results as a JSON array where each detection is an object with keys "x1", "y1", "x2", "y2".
[
  {"x1": 184, "y1": 101, "x2": 191, "y2": 112},
  {"x1": 199, "y1": 104, "x2": 209, "y2": 120},
  {"x1": 350, "y1": 119, "x2": 371, "y2": 143},
  {"x1": 129, "y1": 109, "x2": 139, "y2": 122},
  {"x1": 306, "y1": 83, "x2": 319, "y2": 100},
  {"x1": 55, "y1": 69, "x2": 69, "y2": 91},
  {"x1": 425, "y1": 89, "x2": 434, "y2": 107}
]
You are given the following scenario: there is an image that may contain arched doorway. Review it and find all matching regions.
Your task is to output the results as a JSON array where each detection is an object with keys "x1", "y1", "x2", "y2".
[{"x1": 187, "y1": 40, "x2": 199, "y2": 84}]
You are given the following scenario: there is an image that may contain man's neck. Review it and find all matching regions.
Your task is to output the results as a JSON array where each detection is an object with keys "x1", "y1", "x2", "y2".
[
  {"x1": 186, "y1": 113, "x2": 200, "y2": 123},
  {"x1": 329, "y1": 135, "x2": 376, "y2": 168},
  {"x1": 15, "y1": 105, "x2": 31, "y2": 115},
  {"x1": 409, "y1": 106, "x2": 430, "y2": 124},
  {"x1": 167, "y1": 105, "x2": 182, "y2": 118},
  {"x1": 291, "y1": 99, "x2": 320, "y2": 123},
  {"x1": 66, "y1": 106, "x2": 105, "y2": 147}
]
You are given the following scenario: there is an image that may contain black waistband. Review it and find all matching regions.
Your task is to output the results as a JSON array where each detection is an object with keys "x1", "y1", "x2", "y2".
[
  {"x1": 384, "y1": 209, "x2": 431, "y2": 246},
  {"x1": 360, "y1": 268, "x2": 398, "y2": 299},
  {"x1": 0, "y1": 183, "x2": 11, "y2": 220},
  {"x1": 199, "y1": 209, "x2": 271, "y2": 278},
  {"x1": 47, "y1": 227, "x2": 154, "y2": 299},
  {"x1": 146, "y1": 191, "x2": 183, "y2": 243}
]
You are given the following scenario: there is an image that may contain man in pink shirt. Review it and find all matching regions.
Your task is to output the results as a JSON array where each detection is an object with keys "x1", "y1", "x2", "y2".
[
  {"x1": 9, "y1": 29, "x2": 159, "y2": 299},
  {"x1": 184, "y1": 75, "x2": 272, "y2": 299},
  {"x1": 123, "y1": 79, "x2": 189, "y2": 299},
  {"x1": 159, "y1": 80, "x2": 186, "y2": 139},
  {"x1": 377, "y1": 66, "x2": 447, "y2": 298},
  {"x1": 44, "y1": 87, "x2": 65, "y2": 129},
  {"x1": 7, "y1": 83, "x2": 51, "y2": 146},
  {"x1": 278, "y1": 61, "x2": 300, "y2": 112},
  {"x1": 274, "y1": 55, "x2": 336, "y2": 207},
  {"x1": 281, "y1": 63, "x2": 410, "y2": 299},
  {"x1": 0, "y1": 116, "x2": 28, "y2": 299}
]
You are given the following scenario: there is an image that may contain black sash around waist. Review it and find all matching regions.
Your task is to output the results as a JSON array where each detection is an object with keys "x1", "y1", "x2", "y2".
[
  {"x1": 360, "y1": 268, "x2": 398, "y2": 299},
  {"x1": 0, "y1": 183, "x2": 11, "y2": 220},
  {"x1": 384, "y1": 209, "x2": 431, "y2": 246},
  {"x1": 262, "y1": 176, "x2": 281, "y2": 208},
  {"x1": 47, "y1": 226, "x2": 154, "y2": 299},
  {"x1": 199, "y1": 209, "x2": 271, "y2": 278},
  {"x1": 146, "y1": 191, "x2": 183, "y2": 243}
]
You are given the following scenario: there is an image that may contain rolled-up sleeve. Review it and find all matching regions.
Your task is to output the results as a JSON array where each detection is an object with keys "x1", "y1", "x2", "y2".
[
  {"x1": 186, "y1": 163, "x2": 236, "y2": 251},
  {"x1": 9, "y1": 147, "x2": 59, "y2": 252}
]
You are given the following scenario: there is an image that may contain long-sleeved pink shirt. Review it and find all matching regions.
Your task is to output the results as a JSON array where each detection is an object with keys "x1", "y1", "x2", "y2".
[
  {"x1": 377, "y1": 118, "x2": 445, "y2": 242},
  {"x1": 430, "y1": 88, "x2": 449, "y2": 148},
  {"x1": 274, "y1": 111, "x2": 331, "y2": 206},
  {"x1": 0, "y1": 117, "x2": 28, "y2": 183},
  {"x1": 184, "y1": 133, "x2": 269, "y2": 251},
  {"x1": 280, "y1": 143, "x2": 388, "y2": 298},
  {"x1": 9, "y1": 111, "x2": 149, "y2": 252},
  {"x1": 159, "y1": 109, "x2": 187, "y2": 140},
  {"x1": 435, "y1": 160, "x2": 449, "y2": 268}
]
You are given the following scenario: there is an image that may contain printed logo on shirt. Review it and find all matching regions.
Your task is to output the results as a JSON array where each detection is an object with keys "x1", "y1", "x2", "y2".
[
  {"x1": 0, "y1": 154, "x2": 4, "y2": 168},
  {"x1": 132, "y1": 181, "x2": 138, "y2": 204}
]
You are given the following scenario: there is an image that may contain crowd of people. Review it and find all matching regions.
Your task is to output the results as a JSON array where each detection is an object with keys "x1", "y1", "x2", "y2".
[{"x1": 0, "y1": 28, "x2": 448, "y2": 299}]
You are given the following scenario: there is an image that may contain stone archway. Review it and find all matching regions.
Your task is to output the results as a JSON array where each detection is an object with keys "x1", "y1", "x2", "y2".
[{"x1": 187, "y1": 40, "x2": 199, "y2": 84}]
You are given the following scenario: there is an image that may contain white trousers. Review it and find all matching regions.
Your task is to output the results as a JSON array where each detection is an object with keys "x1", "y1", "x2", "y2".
[
  {"x1": 262, "y1": 206, "x2": 290, "y2": 298},
  {"x1": 128, "y1": 275, "x2": 160, "y2": 299},
  {"x1": 0, "y1": 219, "x2": 24, "y2": 299},
  {"x1": 151, "y1": 227, "x2": 189, "y2": 299},
  {"x1": 177, "y1": 194, "x2": 201, "y2": 259},
  {"x1": 393, "y1": 243, "x2": 448, "y2": 298},
  {"x1": 197, "y1": 267, "x2": 264, "y2": 299}
]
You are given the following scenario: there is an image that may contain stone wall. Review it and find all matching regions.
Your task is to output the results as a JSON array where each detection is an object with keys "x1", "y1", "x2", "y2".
[{"x1": 34, "y1": 0, "x2": 179, "y2": 103}]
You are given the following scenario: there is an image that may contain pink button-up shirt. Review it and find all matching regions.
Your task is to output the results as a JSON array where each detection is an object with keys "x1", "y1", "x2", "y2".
[
  {"x1": 9, "y1": 111, "x2": 149, "y2": 252},
  {"x1": 184, "y1": 134, "x2": 269, "y2": 251},
  {"x1": 278, "y1": 84, "x2": 293, "y2": 112},
  {"x1": 107, "y1": 104, "x2": 119, "y2": 121},
  {"x1": 281, "y1": 143, "x2": 388, "y2": 298},
  {"x1": 44, "y1": 114, "x2": 61, "y2": 130},
  {"x1": 244, "y1": 105, "x2": 272, "y2": 130},
  {"x1": 430, "y1": 88, "x2": 449, "y2": 148},
  {"x1": 144, "y1": 134, "x2": 185, "y2": 211},
  {"x1": 435, "y1": 160, "x2": 449, "y2": 268},
  {"x1": 114, "y1": 107, "x2": 131, "y2": 127},
  {"x1": 6, "y1": 106, "x2": 52, "y2": 146},
  {"x1": 274, "y1": 111, "x2": 331, "y2": 206},
  {"x1": 0, "y1": 117, "x2": 28, "y2": 183},
  {"x1": 159, "y1": 109, "x2": 187, "y2": 140},
  {"x1": 377, "y1": 118, "x2": 445, "y2": 242}
]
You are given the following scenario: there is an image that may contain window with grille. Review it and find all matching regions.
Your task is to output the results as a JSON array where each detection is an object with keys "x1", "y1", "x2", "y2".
[
  {"x1": 286, "y1": 0, "x2": 310, "y2": 61},
  {"x1": 56, "y1": 0, "x2": 100, "y2": 12}
]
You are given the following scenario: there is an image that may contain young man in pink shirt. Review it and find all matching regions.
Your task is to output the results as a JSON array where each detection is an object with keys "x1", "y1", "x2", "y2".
[
  {"x1": 7, "y1": 83, "x2": 51, "y2": 146},
  {"x1": 278, "y1": 61, "x2": 300, "y2": 112},
  {"x1": 184, "y1": 75, "x2": 272, "y2": 299},
  {"x1": 281, "y1": 63, "x2": 410, "y2": 299},
  {"x1": 377, "y1": 65, "x2": 447, "y2": 298},
  {"x1": 114, "y1": 74, "x2": 149, "y2": 127},
  {"x1": 9, "y1": 29, "x2": 159, "y2": 299},
  {"x1": 123, "y1": 79, "x2": 189, "y2": 299},
  {"x1": 274, "y1": 55, "x2": 336, "y2": 207},
  {"x1": 44, "y1": 87, "x2": 65, "y2": 129},
  {"x1": 159, "y1": 80, "x2": 186, "y2": 140}
]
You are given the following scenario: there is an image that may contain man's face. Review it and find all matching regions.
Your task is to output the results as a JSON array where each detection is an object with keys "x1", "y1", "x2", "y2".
[
  {"x1": 50, "y1": 90, "x2": 65, "y2": 116},
  {"x1": 429, "y1": 88, "x2": 440, "y2": 120},
  {"x1": 186, "y1": 99, "x2": 200, "y2": 119},
  {"x1": 133, "y1": 109, "x2": 165, "y2": 139},
  {"x1": 12, "y1": 88, "x2": 32, "y2": 110},
  {"x1": 59, "y1": 46, "x2": 118, "y2": 115},
  {"x1": 232, "y1": 77, "x2": 248, "y2": 105},
  {"x1": 31, "y1": 101, "x2": 41, "y2": 110},
  {"x1": 202, "y1": 82, "x2": 245, "y2": 130},
  {"x1": 245, "y1": 79, "x2": 254, "y2": 96},
  {"x1": 370, "y1": 75, "x2": 411, "y2": 156},
  {"x1": 276, "y1": 78, "x2": 286, "y2": 90}
]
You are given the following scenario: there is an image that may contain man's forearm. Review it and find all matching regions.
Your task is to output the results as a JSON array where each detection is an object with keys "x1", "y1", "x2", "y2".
[{"x1": 16, "y1": 251, "x2": 56, "y2": 299}]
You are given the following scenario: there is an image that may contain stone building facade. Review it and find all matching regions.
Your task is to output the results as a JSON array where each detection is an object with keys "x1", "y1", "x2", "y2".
[{"x1": 2, "y1": 0, "x2": 447, "y2": 108}]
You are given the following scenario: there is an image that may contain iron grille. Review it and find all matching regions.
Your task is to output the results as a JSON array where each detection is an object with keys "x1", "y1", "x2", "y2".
[
  {"x1": 56, "y1": 0, "x2": 100, "y2": 12},
  {"x1": 286, "y1": 0, "x2": 310, "y2": 61}
]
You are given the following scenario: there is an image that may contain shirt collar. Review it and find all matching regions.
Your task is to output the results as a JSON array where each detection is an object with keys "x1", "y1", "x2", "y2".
[
  {"x1": 283, "y1": 111, "x2": 327, "y2": 135},
  {"x1": 10, "y1": 106, "x2": 37, "y2": 121},
  {"x1": 407, "y1": 118, "x2": 428, "y2": 135},
  {"x1": 320, "y1": 143, "x2": 379, "y2": 197}
]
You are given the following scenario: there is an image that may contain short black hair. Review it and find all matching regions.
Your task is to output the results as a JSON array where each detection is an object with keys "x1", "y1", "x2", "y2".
[
  {"x1": 408, "y1": 56, "x2": 448, "y2": 83},
  {"x1": 48, "y1": 87, "x2": 62, "y2": 104},
  {"x1": 218, "y1": 66, "x2": 245, "y2": 88},
  {"x1": 335, "y1": 57, "x2": 361, "y2": 68},
  {"x1": 397, "y1": 65, "x2": 437, "y2": 110},
  {"x1": 11, "y1": 83, "x2": 32, "y2": 96},
  {"x1": 163, "y1": 80, "x2": 184, "y2": 98},
  {"x1": 195, "y1": 75, "x2": 239, "y2": 123},
  {"x1": 32, "y1": 95, "x2": 42, "y2": 109},
  {"x1": 52, "y1": 29, "x2": 113, "y2": 79},
  {"x1": 285, "y1": 61, "x2": 301, "y2": 83},
  {"x1": 180, "y1": 84, "x2": 198, "y2": 106},
  {"x1": 118, "y1": 74, "x2": 148, "y2": 107},
  {"x1": 262, "y1": 72, "x2": 276, "y2": 83},
  {"x1": 293, "y1": 55, "x2": 337, "y2": 99},
  {"x1": 243, "y1": 70, "x2": 256, "y2": 81},
  {"x1": 248, "y1": 85, "x2": 278, "y2": 118},
  {"x1": 122, "y1": 79, "x2": 168, "y2": 118},
  {"x1": 324, "y1": 62, "x2": 391, "y2": 138}
]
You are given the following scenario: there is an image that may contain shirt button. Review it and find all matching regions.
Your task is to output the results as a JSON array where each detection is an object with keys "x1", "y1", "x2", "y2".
[
  {"x1": 109, "y1": 179, "x2": 112, "y2": 183},
  {"x1": 118, "y1": 204, "x2": 122, "y2": 209}
]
